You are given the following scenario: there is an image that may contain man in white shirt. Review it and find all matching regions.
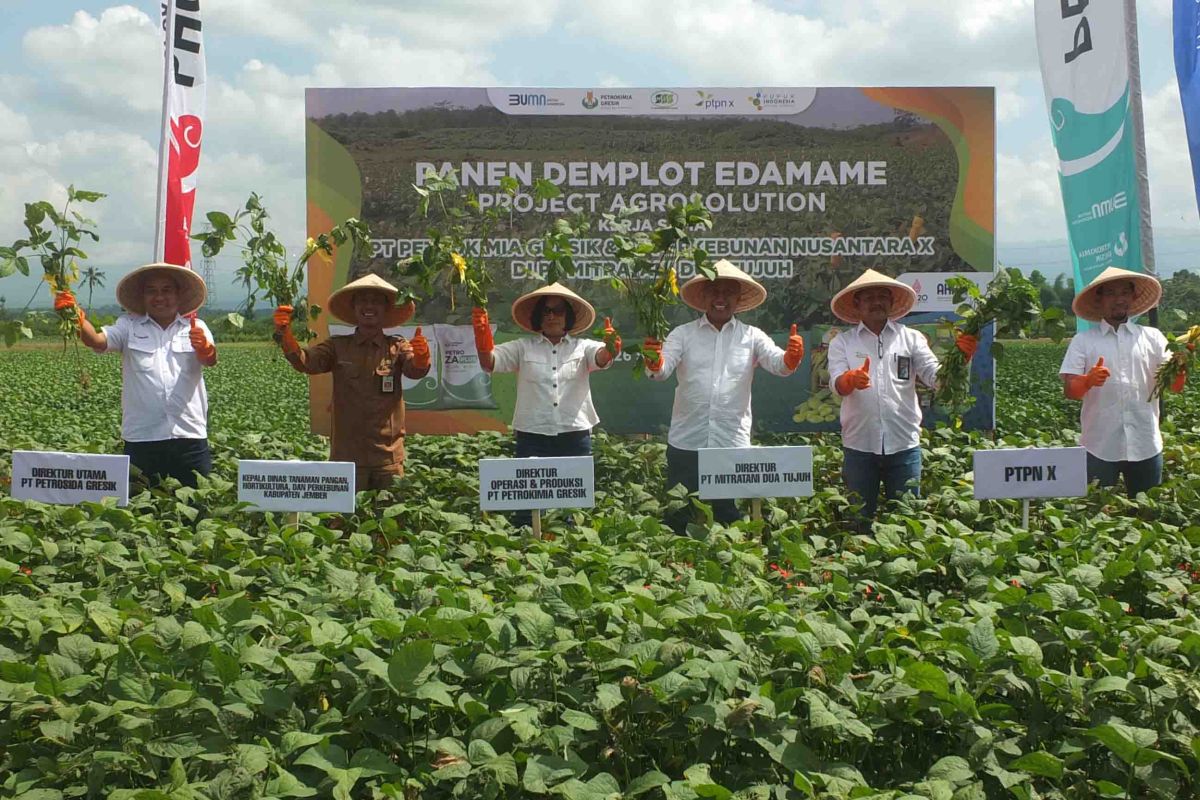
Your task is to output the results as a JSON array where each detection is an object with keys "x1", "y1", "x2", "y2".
[
  {"x1": 474, "y1": 283, "x2": 619, "y2": 526},
  {"x1": 56, "y1": 263, "x2": 216, "y2": 488},
  {"x1": 644, "y1": 260, "x2": 804, "y2": 531},
  {"x1": 1060, "y1": 266, "x2": 1184, "y2": 496},
  {"x1": 828, "y1": 269, "x2": 976, "y2": 521}
]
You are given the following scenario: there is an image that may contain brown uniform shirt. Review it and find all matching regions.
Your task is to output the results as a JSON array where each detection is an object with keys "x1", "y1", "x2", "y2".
[{"x1": 288, "y1": 330, "x2": 422, "y2": 468}]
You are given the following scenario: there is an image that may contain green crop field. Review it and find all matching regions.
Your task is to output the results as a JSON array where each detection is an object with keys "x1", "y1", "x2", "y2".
[{"x1": 1, "y1": 342, "x2": 1199, "y2": 799}]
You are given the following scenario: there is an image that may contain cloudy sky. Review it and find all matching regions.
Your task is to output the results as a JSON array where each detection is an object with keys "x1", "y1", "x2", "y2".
[{"x1": 1, "y1": 0, "x2": 1198, "y2": 307}]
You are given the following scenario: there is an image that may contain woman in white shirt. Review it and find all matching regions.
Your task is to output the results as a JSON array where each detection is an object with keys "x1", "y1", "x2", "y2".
[{"x1": 472, "y1": 284, "x2": 620, "y2": 524}]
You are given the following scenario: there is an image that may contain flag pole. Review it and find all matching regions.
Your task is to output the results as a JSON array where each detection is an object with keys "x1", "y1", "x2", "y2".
[{"x1": 153, "y1": 0, "x2": 177, "y2": 264}]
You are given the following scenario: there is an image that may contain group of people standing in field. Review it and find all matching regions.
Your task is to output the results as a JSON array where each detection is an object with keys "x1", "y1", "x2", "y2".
[{"x1": 53, "y1": 258, "x2": 1184, "y2": 528}]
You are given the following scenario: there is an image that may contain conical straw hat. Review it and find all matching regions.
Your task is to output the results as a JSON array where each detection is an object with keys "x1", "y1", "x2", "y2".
[
  {"x1": 511, "y1": 283, "x2": 596, "y2": 335},
  {"x1": 327, "y1": 273, "x2": 415, "y2": 326},
  {"x1": 679, "y1": 259, "x2": 766, "y2": 314},
  {"x1": 115, "y1": 263, "x2": 207, "y2": 316},
  {"x1": 830, "y1": 268, "x2": 917, "y2": 324},
  {"x1": 1071, "y1": 266, "x2": 1161, "y2": 322}
]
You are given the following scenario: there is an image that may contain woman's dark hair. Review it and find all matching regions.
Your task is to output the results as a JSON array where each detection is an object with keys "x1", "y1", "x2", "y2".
[{"x1": 530, "y1": 296, "x2": 576, "y2": 332}]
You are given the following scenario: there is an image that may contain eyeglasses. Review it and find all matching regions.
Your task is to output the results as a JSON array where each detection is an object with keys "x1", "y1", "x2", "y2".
[{"x1": 543, "y1": 305, "x2": 568, "y2": 316}]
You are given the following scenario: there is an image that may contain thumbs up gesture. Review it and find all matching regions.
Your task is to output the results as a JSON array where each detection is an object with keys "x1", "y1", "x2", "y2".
[
  {"x1": 409, "y1": 326, "x2": 431, "y2": 371},
  {"x1": 784, "y1": 323, "x2": 805, "y2": 369},
  {"x1": 189, "y1": 317, "x2": 217, "y2": 364},
  {"x1": 1085, "y1": 356, "x2": 1109, "y2": 389},
  {"x1": 836, "y1": 356, "x2": 871, "y2": 394},
  {"x1": 602, "y1": 316, "x2": 622, "y2": 356}
]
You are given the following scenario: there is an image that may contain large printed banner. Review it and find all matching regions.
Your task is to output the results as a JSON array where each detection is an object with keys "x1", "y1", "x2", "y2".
[
  {"x1": 1174, "y1": 0, "x2": 1200, "y2": 217},
  {"x1": 305, "y1": 86, "x2": 995, "y2": 435},
  {"x1": 1035, "y1": 2, "x2": 1151, "y2": 312}
]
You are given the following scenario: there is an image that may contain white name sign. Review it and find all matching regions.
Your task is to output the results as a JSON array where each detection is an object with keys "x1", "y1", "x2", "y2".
[
  {"x1": 479, "y1": 456, "x2": 594, "y2": 511},
  {"x1": 11, "y1": 451, "x2": 130, "y2": 507},
  {"x1": 698, "y1": 446, "x2": 814, "y2": 500},
  {"x1": 897, "y1": 271, "x2": 993, "y2": 313},
  {"x1": 237, "y1": 460, "x2": 357, "y2": 512},
  {"x1": 973, "y1": 447, "x2": 1087, "y2": 500}
]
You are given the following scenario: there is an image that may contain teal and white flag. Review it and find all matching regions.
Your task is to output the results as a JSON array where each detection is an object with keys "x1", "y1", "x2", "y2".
[{"x1": 1035, "y1": 0, "x2": 1154, "y2": 325}]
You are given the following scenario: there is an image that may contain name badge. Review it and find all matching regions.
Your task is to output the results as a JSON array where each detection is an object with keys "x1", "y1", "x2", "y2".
[
  {"x1": 381, "y1": 375, "x2": 395, "y2": 393},
  {"x1": 896, "y1": 355, "x2": 911, "y2": 380}
]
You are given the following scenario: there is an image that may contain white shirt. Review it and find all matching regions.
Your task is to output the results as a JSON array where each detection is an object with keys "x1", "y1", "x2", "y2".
[
  {"x1": 102, "y1": 314, "x2": 212, "y2": 442},
  {"x1": 491, "y1": 334, "x2": 609, "y2": 435},
  {"x1": 829, "y1": 320, "x2": 939, "y2": 455},
  {"x1": 648, "y1": 315, "x2": 795, "y2": 449},
  {"x1": 1059, "y1": 320, "x2": 1169, "y2": 462}
]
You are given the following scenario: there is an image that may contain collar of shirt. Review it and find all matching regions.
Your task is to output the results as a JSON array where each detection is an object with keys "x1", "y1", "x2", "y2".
[
  {"x1": 353, "y1": 328, "x2": 388, "y2": 346},
  {"x1": 854, "y1": 319, "x2": 897, "y2": 339},
  {"x1": 1098, "y1": 319, "x2": 1138, "y2": 338},
  {"x1": 697, "y1": 314, "x2": 739, "y2": 333},
  {"x1": 536, "y1": 333, "x2": 574, "y2": 347},
  {"x1": 133, "y1": 313, "x2": 186, "y2": 332}
]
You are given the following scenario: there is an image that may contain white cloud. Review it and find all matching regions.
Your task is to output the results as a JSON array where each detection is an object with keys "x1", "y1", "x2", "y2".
[
  {"x1": 566, "y1": 0, "x2": 1040, "y2": 85},
  {"x1": 995, "y1": 149, "x2": 1068, "y2": 244},
  {"x1": 1142, "y1": 80, "x2": 1200, "y2": 229},
  {"x1": 0, "y1": 100, "x2": 33, "y2": 144},
  {"x1": 202, "y1": 0, "x2": 562, "y2": 48},
  {"x1": 22, "y1": 6, "x2": 162, "y2": 114}
]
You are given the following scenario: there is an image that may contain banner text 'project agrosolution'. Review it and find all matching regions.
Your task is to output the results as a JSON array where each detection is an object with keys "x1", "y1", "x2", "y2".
[{"x1": 305, "y1": 87, "x2": 995, "y2": 436}]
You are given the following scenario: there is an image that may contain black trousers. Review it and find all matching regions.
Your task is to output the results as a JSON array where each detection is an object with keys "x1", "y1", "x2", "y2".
[
  {"x1": 123, "y1": 438, "x2": 212, "y2": 488},
  {"x1": 512, "y1": 429, "x2": 592, "y2": 527},
  {"x1": 665, "y1": 444, "x2": 740, "y2": 532}
]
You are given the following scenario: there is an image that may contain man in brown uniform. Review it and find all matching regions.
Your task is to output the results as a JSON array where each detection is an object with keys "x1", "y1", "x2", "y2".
[{"x1": 273, "y1": 274, "x2": 431, "y2": 490}]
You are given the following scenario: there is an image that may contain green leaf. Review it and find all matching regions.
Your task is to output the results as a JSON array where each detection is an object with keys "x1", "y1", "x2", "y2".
[
  {"x1": 561, "y1": 708, "x2": 600, "y2": 730},
  {"x1": 927, "y1": 755, "x2": 973, "y2": 783},
  {"x1": 967, "y1": 616, "x2": 999, "y2": 660},
  {"x1": 903, "y1": 662, "x2": 950, "y2": 699},
  {"x1": 387, "y1": 640, "x2": 434, "y2": 693},
  {"x1": 1010, "y1": 751, "x2": 1064, "y2": 781},
  {"x1": 1088, "y1": 723, "x2": 1157, "y2": 765},
  {"x1": 626, "y1": 770, "x2": 670, "y2": 796}
]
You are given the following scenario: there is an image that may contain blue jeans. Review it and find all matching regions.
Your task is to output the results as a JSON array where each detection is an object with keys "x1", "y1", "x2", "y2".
[
  {"x1": 842, "y1": 446, "x2": 922, "y2": 518},
  {"x1": 512, "y1": 429, "x2": 592, "y2": 527},
  {"x1": 1087, "y1": 451, "x2": 1162, "y2": 497}
]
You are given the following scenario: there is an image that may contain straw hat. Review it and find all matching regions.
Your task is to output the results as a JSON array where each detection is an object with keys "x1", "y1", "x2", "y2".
[
  {"x1": 1071, "y1": 266, "x2": 1161, "y2": 322},
  {"x1": 115, "y1": 263, "x2": 207, "y2": 316},
  {"x1": 679, "y1": 259, "x2": 767, "y2": 314},
  {"x1": 327, "y1": 273, "x2": 415, "y2": 326},
  {"x1": 511, "y1": 283, "x2": 596, "y2": 335},
  {"x1": 830, "y1": 268, "x2": 917, "y2": 324}
]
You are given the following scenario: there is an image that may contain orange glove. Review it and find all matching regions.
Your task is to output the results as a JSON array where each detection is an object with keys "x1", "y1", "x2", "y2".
[
  {"x1": 273, "y1": 304, "x2": 301, "y2": 355},
  {"x1": 189, "y1": 317, "x2": 216, "y2": 363},
  {"x1": 273, "y1": 304, "x2": 294, "y2": 330},
  {"x1": 54, "y1": 291, "x2": 84, "y2": 325},
  {"x1": 473, "y1": 306, "x2": 494, "y2": 353},
  {"x1": 1170, "y1": 370, "x2": 1187, "y2": 394},
  {"x1": 54, "y1": 291, "x2": 78, "y2": 312},
  {"x1": 643, "y1": 338, "x2": 663, "y2": 372},
  {"x1": 835, "y1": 356, "x2": 871, "y2": 395},
  {"x1": 409, "y1": 326, "x2": 431, "y2": 371},
  {"x1": 603, "y1": 316, "x2": 622, "y2": 356},
  {"x1": 1065, "y1": 357, "x2": 1109, "y2": 400},
  {"x1": 783, "y1": 324, "x2": 805, "y2": 370},
  {"x1": 955, "y1": 333, "x2": 978, "y2": 361}
]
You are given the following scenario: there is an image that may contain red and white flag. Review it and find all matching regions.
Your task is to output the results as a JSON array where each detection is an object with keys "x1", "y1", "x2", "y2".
[{"x1": 154, "y1": 0, "x2": 205, "y2": 269}]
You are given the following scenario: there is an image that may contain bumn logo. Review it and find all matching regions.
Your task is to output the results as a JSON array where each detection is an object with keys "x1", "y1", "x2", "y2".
[{"x1": 508, "y1": 93, "x2": 547, "y2": 107}]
